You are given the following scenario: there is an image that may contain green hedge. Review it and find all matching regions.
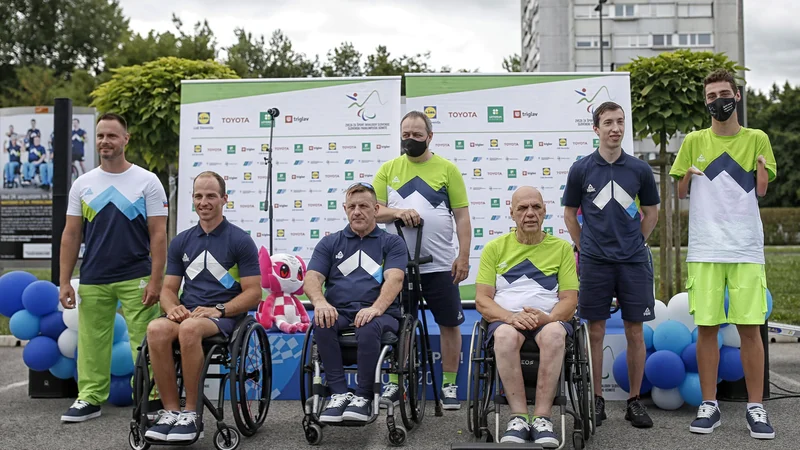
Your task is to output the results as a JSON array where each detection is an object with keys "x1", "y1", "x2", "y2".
[{"x1": 648, "y1": 207, "x2": 800, "y2": 247}]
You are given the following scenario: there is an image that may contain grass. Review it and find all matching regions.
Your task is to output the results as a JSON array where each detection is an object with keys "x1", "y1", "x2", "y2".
[{"x1": 2, "y1": 247, "x2": 798, "y2": 335}]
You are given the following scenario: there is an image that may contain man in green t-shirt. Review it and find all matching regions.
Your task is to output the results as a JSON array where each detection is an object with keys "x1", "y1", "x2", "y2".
[
  {"x1": 475, "y1": 186, "x2": 578, "y2": 446},
  {"x1": 372, "y1": 110, "x2": 471, "y2": 411},
  {"x1": 670, "y1": 69, "x2": 777, "y2": 440}
]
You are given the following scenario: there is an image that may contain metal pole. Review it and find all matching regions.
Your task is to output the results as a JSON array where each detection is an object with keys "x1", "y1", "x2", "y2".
[
  {"x1": 51, "y1": 98, "x2": 73, "y2": 286},
  {"x1": 599, "y1": 5, "x2": 604, "y2": 72}
]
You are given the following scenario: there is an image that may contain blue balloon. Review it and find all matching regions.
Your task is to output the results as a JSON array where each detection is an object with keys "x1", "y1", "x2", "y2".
[
  {"x1": 681, "y1": 343, "x2": 698, "y2": 372},
  {"x1": 113, "y1": 313, "x2": 129, "y2": 344},
  {"x1": 21, "y1": 280, "x2": 59, "y2": 317},
  {"x1": 766, "y1": 288, "x2": 773, "y2": 320},
  {"x1": 49, "y1": 355, "x2": 76, "y2": 380},
  {"x1": 643, "y1": 324, "x2": 654, "y2": 350},
  {"x1": 22, "y1": 336, "x2": 61, "y2": 371},
  {"x1": 645, "y1": 350, "x2": 686, "y2": 389},
  {"x1": 39, "y1": 311, "x2": 67, "y2": 340},
  {"x1": 612, "y1": 350, "x2": 630, "y2": 392},
  {"x1": 108, "y1": 375, "x2": 133, "y2": 406},
  {"x1": 9, "y1": 309, "x2": 41, "y2": 340},
  {"x1": 110, "y1": 341, "x2": 134, "y2": 376},
  {"x1": 0, "y1": 271, "x2": 38, "y2": 317},
  {"x1": 679, "y1": 372, "x2": 703, "y2": 407},
  {"x1": 653, "y1": 320, "x2": 692, "y2": 354},
  {"x1": 719, "y1": 346, "x2": 744, "y2": 382},
  {"x1": 607, "y1": 308, "x2": 624, "y2": 329}
]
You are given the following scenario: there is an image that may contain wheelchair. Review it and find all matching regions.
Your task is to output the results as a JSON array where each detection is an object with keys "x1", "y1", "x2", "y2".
[
  {"x1": 300, "y1": 220, "x2": 435, "y2": 446},
  {"x1": 128, "y1": 314, "x2": 272, "y2": 450},
  {"x1": 464, "y1": 316, "x2": 595, "y2": 450}
]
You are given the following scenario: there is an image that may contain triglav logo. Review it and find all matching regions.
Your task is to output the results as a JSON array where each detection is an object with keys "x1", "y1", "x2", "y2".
[
  {"x1": 575, "y1": 86, "x2": 613, "y2": 113},
  {"x1": 346, "y1": 90, "x2": 386, "y2": 121}
]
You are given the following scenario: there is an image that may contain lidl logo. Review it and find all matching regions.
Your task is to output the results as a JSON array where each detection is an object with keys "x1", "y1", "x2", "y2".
[
  {"x1": 277, "y1": 173, "x2": 286, "y2": 182},
  {"x1": 487, "y1": 106, "x2": 504, "y2": 123},
  {"x1": 329, "y1": 142, "x2": 336, "y2": 151},
  {"x1": 327, "y1": 188, "x2": 337, "y2": 193},
  {"x1": 559, "y1": 138, "x2": 567, "y2": 146},
  {"x1": 473, "y1": 168, "x2": 482, "y2": 177},
  {"x1": 294, "y1": 144, "x2": 303, "y2": 153},
  {"x1": 261, "y1": 144, "x2": 269, "y2": 152},
  {"x1": 524, "y1": 156, "x2": 534, "y2": 161},
  {"x1": 362, "y1": 142, "x2": 371, "y2": 152},
  {"x1": 193, "y1": 145, "x2": 202, "y2": 153},
  {"x1": 244, "y1": 172, "x2": 252, "y2": 181},
  {"x1": 543, "y1": 167, "x2": 551, "y2": 176},
  {"x1": 311, "y1": 171, "x2": 319, "y2": 180},
  {"x1": 455, "y1": 140, "x2": 465, "y2": 150},
  {"x1": 544, "y1": 227, "x2": 554, "y2": 235},
  {"x1": 227, "y1": 145, "x2": 236, "y2": 154},
  {"x1": 424, "y1": 106, "x2": 437, "y2": 119},
  {"x1": 259, "y1": 202, "x2": 266, "y2": 211},
  {"x1": 524, "y1": 140, "x2": 533, "y2": 149},
  {"x1": 192, "y1": 162, "x2": 202, "y2": 167},
  {"x1": 491, "y1": 215, "x2": 501, "y2": 220},
  {"x1": 593, "y1": 138, "x2": 600, "y2": 147},
  {"x1": 310, "y1": 230, "x2": 320, "y2": 239},
  {"x1": 328, "y1": 200, "x2": 337, "y2": 210},
  {"x1": 508, "y1": 169, "x2": 517, "y2": 178},
  {"x1": 294, "y1": 200, "x2": 303, "y2": 208},
  {"x1": 197, "y1": 112, "x2": 210, "y2": 125},
  {"x1": 509, "y1": 227, "x2": 517, "y2": 233},
  {"x1": 277, "y1": 229, "x2": 285, "y2": 238},
  {"x1": 474, "y1": 228, "x2": 484, "y2": 238},
  {"x1": 226, "y1": 201, "x2": 234, "y2": 209},
  {"x1": 491, "y1": 198, "x2": 500, "y2": 208},
  {"x1": 345, "y1": 171, "x2": 354, "y2": 181},
  {"x1": 473, "y1": 157, "x2": 482, "y2": 162},
  {"x1": 344, "y1": 159, "x2": 354, "y2": 164},
  {"x1": 490, "y1": 139, "x2": 498, "y2": 148},
  {"x1": 259, "y1": 112, "x2": 274, "y2": 127}
]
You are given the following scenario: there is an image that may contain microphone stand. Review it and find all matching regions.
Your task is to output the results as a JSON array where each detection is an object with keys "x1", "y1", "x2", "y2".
[{"x1": 263, "y1": 113, "x2": 276, "y2": 255}]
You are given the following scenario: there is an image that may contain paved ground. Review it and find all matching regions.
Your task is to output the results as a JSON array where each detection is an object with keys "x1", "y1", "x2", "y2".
[{"x1": 1, "y1": 343, "x2": 799, "y2": 450}]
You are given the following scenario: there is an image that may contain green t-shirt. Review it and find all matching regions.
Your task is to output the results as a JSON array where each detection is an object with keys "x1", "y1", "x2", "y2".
[{"x1": 476, "y1": 232, "x2": 578, "y2": 314}]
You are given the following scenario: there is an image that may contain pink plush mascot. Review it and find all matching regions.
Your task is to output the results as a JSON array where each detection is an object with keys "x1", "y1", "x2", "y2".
[{"x1": 255, "y1": 246, "x2": 311, "y2": 333}]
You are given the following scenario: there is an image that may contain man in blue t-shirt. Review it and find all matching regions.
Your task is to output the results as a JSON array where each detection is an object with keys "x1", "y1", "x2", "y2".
[
  {"x1": 143, "y1": 171, "x2": 262, "y2": 442},
  {"x1": 4, "y1": 134, "x2": 21, "y2": 188},
  {"x1": 563, "y1": 101, "x2": 660, "y2": 429},
  {"x1": 39, "y1": 132, "x2": 54, "y2": 189},
  {"x1": 25, "y1": 119, "x2": 40, "y2": 151},
  {"x1": 22, "y1": 135, "x2": 45, "y2": 185},
  {"x1": 72, "y1": 118, "x2": 87, "y2": 174},
  {"x1": 304, "y1": 182, "x2": 408, "y2": 423}
]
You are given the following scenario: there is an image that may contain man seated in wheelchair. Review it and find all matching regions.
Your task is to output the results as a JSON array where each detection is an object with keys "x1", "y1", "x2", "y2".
[
  {"x1": 303, "y1": 182, "x2": 408, "y2": 423},
  {"x1": 475, "y1": 186, "x2": 579, "y2": 447},
  {"x1": 144, "y1": 171, "x2": 262, "y2": 442}
]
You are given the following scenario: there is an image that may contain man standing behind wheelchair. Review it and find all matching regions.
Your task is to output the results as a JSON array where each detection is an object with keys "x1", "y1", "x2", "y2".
[
  {"x1": 303, "y1": 182, "x2": 408, "y2": 423},
  {"x1": 143, "y1": 171, "x2": 262, "y2": 442},
  {"x1": 475, "y1": 186, "x2": 579, "y2": 447}
]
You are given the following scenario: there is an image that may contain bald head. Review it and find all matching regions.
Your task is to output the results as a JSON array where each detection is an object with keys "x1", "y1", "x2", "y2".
[
  {"x1": 511, "y1": 186, "x2": 543, "y2": 208},
  {"x1": 510, "y1": 186, "x2": 546, "y2": 234}
]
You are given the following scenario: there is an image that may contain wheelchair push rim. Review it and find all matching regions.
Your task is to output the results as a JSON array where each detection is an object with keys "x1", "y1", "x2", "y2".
[{"x1": 230, "y1": 320, "x2": 272, "y2": 437}]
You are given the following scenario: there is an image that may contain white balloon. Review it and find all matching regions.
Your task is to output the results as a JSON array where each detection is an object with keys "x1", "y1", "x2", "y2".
[
  {"x1": 63, "y1": 306, "x2": 79, "y2": 331},
  {"x1": 58, "y1": 329, "x2": 79, "y2": 359},
  {"x1": 720, "y1": 325, "x2": 741, "y2": 348},
  {"x1": 57, "y1": 301, "x2": 64, "y2": 312},
  {"x1": 667, "y1": 292, "x2": 696, "y2": 332},
  {"x1": 651, "y1": 387, "x2": 685, "y2": 410},
  {"x1": 69, "y1": 278, "x2": 82, "y2": 305},
  {"x1": 649, "y1": 300, "x2": 669, "y2": 330}
]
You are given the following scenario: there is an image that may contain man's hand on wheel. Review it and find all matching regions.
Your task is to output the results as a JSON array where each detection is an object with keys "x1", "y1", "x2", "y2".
[
  {"x1": 167, "y1": 305, "x2": 191, "y2": 323},
  {"x1": 354, "y1": 306, "x2": 383, "y2": 328},
  {"x1": 314, "y1": 299, "x2": 339, "y2": 328}
]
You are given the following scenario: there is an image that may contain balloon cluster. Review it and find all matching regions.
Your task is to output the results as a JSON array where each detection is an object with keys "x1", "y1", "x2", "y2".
[
  {"x1": 0, "y1": 271, "x2": 134, "y2": 406},
  {"x1": 611, "y1": 290, "x2": 773, "y2": 410}
]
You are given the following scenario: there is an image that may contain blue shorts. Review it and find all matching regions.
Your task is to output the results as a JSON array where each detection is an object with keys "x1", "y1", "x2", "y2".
[
  {"x1": 417, "y1": 271, "x2": 465, "y2": 327},
  {"x1": 578, "y1": 254, "x2": 655, "y2": 323},
  {"x1": 209, "y1": 316, "x2": 238, "y2": 338},
  {"x1": 485, "y1": 320, "x2": 574, "y2": 346}
]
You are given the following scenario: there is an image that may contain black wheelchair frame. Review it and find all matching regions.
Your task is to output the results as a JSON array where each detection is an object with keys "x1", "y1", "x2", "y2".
[
  {"x1": 299, "y1": 219, "x2": 435, "y2": 446},
  {"x1": 128, "y1": 314, "x2": 271, "y2": 450}
]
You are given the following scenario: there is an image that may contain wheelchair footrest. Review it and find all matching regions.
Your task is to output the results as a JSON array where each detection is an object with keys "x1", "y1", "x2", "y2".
[{"x1": 451, "y1": 444, "x2": 544, "y2": 450}]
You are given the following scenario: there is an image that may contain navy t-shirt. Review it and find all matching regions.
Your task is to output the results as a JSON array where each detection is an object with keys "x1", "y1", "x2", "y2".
[
  {"x1": 166, "y1": 218, "x2": 261, "y2": 310},
  {"x1": 28, "y1": 145, "x2": 44, "y2": 163},
  {"x1": 563, "y1": 150, "x2": 660, "y2": 263},
  {"x1": 307, "y1": 224, "x2": 408, "y2": 318}
]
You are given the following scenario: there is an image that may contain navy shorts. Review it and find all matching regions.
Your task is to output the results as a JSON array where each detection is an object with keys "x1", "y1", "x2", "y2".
[
  {"x1": 578, "y1": 254, "x2": 655, "y2": 323},
  {"x1": 209, "y1": 316, "x2": 238, "y2": 338},
  {"x1": 417, "y1": 271, "x2": 465, "y2": 327},
  {"x1": 485, "y1": 320, "x2": 574, "y2": 346}
]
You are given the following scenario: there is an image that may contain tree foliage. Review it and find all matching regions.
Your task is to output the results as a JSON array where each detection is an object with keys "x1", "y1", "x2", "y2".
[
  {"x1": 503, "y1": 54, "x2": 521, "y2": 72},
  {"x1": 90, "y1": 57, "x2": 239, "y2": 176}
]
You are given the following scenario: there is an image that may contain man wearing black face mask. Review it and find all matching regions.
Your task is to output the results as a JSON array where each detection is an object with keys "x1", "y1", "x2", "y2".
[
  {"x1": 372, "y1": 110, "x2": 471, "y2": 411},
  {"x1": 671, "y1": 69, "x2": 777, "y2": 440}
]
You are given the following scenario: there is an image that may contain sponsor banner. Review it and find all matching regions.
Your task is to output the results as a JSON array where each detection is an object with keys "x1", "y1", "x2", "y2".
[
  {"x1": 179, "y1": 78, "x2": 402, "y2": 261},
  {"x1": 406, "y1": 73, "x2": 634, "y2": 285}
]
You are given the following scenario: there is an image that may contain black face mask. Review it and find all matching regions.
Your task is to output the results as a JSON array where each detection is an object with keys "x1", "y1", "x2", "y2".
[
  {"x1": 402, "y1": 138, "x2": 428, "y2": 157},
  {"x1": 707, "y1": 97, "x2": 737, "y2": 122}
]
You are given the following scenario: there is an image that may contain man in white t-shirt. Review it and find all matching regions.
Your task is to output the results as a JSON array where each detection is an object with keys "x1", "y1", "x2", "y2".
[{"x1": 58, "y1": 113, "x2": 168, "y2": 423}]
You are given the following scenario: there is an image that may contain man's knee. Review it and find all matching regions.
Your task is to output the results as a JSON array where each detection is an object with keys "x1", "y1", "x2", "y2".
[
  {"x1": 147, "y1": 318, "x2": 178, "y2": 345},
  {"x1": 624, "y1": 321, "x2": 644, "y2": 342},
  {"x1": 536, "y1": 323, "x2": 567, "y2": 355},
  {"x1": 493, "y1": 324, "x2": 523, "y2": 354},
  {"x1": 178, "y1": 318, "x2": 209, "y2": 345}
]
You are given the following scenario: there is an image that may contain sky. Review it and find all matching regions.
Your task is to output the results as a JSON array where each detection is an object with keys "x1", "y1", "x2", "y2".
[{"x1": 119, "y1": 0, "x2": 798, "y2": 94}]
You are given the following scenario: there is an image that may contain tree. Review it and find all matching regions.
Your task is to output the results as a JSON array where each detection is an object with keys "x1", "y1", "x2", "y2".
[
  {"x1": 321, "y1": 42, "x2": 363, "y2": 77},
  {"x1": 503, "y1": 54, "x2": 521, "y2": 72},
  {"x1": 224, "y1": 29, "x2": 319, "y2": 78},
  {"x1": 618, "y1": 49, "x2": 744, "y2": 300},
  {"x1": 364, "y1": 46, "x2": 434, "y2": 95},
  {"x1": 1, "y1": 66, "x2": 98, "y2": 107},
  {"x1": 225, "y1": 28, "x2": 269, "y2": 78}
]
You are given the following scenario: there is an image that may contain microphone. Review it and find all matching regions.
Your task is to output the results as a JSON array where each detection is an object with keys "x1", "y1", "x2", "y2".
[{"x1": 267, "y1": 108, "x2": 280, "y2": 118}]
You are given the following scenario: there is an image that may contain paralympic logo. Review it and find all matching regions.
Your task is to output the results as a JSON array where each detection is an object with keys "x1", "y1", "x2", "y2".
[
  {"x1": 575, "y1": 86, "x2": 613, "y2": 113},
  {"x1": 346, "y1": 90, "x2": 387, "y2": 121}
]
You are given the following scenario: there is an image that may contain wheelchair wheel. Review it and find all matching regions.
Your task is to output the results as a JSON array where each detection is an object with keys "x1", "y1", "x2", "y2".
[
  {"x1": 467, "y1": 322, "x2": 492, "y2": 439},
  {"x1": 128, "y1": 427, "x2": 150, "y2": 450},
  {"x1": 570, "y1": 323, "x2": 593, "y2": 439},
  {"x1": 213, "y1": 426, "x2": 240, "y2": 450},
  {"x1": 230, "y1": 320, "x2": 271, "y2": 437},
  {"x1": 398, "y1": 318, "x2": 427, "y2": 430}
]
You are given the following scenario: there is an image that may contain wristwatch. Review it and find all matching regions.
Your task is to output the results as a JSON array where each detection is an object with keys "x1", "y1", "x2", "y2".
[{"x1": 215, "y1": 304, "x2": 226, "y2": 318}]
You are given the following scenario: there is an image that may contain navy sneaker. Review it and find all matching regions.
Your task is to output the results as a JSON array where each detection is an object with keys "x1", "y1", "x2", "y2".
[
  {"x1": 746, "y1": 405, "x2": 775, "y2": 439},
  {"x1": 625, "y1": 398, "x2": 654, "y2": 428},
  {"x1": 531, "y1": 417, "x2": 559, "y2": 448},
  {"x1": 342, "y1": 395, "x2": 372, "y2": 422},
  {"x1": 167, "y1": 411, "x2": 200, "y2": 441},
  {"x1": 380, "y1": 382, "x2": 400, "y2": 409},
  {"x1": 319, "y1": 393, "x2": 353, "y2": 423},
  {"x1": 595, "y1": 396, "x2": 607, "y2": 427},
  {"x1": 500, "y1": 415, "x2": 531, "y2": 444},
  {"x1": 689, "y1": 402, "x2": 721, "y2": 434},
  {"x1": 144, "y1": 410, "x2": 180, "y2": 441},
  {"x1": 441, "y1": 383, "x2": 460, "y2": 410},
  {"x1": 61, "y1": 400, "x2": 101, "y2": 423}
]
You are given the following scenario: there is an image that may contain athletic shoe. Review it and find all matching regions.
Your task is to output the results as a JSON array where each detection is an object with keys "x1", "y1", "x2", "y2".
[
  {"x1": 342, "y1": 396, "x2": 372, "y2": 422},
  {"x1": 167, "y1": 411, "x2": 200, "y2": 441},
  {"x1": 531, "y1": 416, "x2": 559, "y2": 448},
  {"x1": 380, "y1": 382, "x2": 400, "y2": 409},
  {"x1": 441, "y1": 383, "x2": 460, "y2": 410},
  {"x1": 746, "y1": 405, "x2": 775, "y2": 439},
  {"x1": 500, "y1": 415, "x2": 531, "y2": 444},
  {"x1": 319, "y1": 393, "x2": 353, "y2": 423},
  {"x1": 625, "y1": 398, "x2": 653, "y2": 428},
  {"x1": 144, "y1": 410, "x2": 180, "y2": 441},
  {"x1": 61, "y1": 399, "x2": 101, "y2": 423},
  {"x1": 690, "y1": 402, "x2": 721, "y2": 434},
  {"x1": 595, "y1": 395, "x2": 607, "y2": 426}
]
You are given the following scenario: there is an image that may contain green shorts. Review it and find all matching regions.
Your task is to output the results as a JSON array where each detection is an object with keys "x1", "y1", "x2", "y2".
[{"x1": 686, "y1": 262, "x2": 767, "y2": 326}]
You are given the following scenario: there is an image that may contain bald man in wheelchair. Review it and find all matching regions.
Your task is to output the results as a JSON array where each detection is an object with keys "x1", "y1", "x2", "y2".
[{"x1": 475, "y1": 186, "x2": 579, "y2": 447}]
